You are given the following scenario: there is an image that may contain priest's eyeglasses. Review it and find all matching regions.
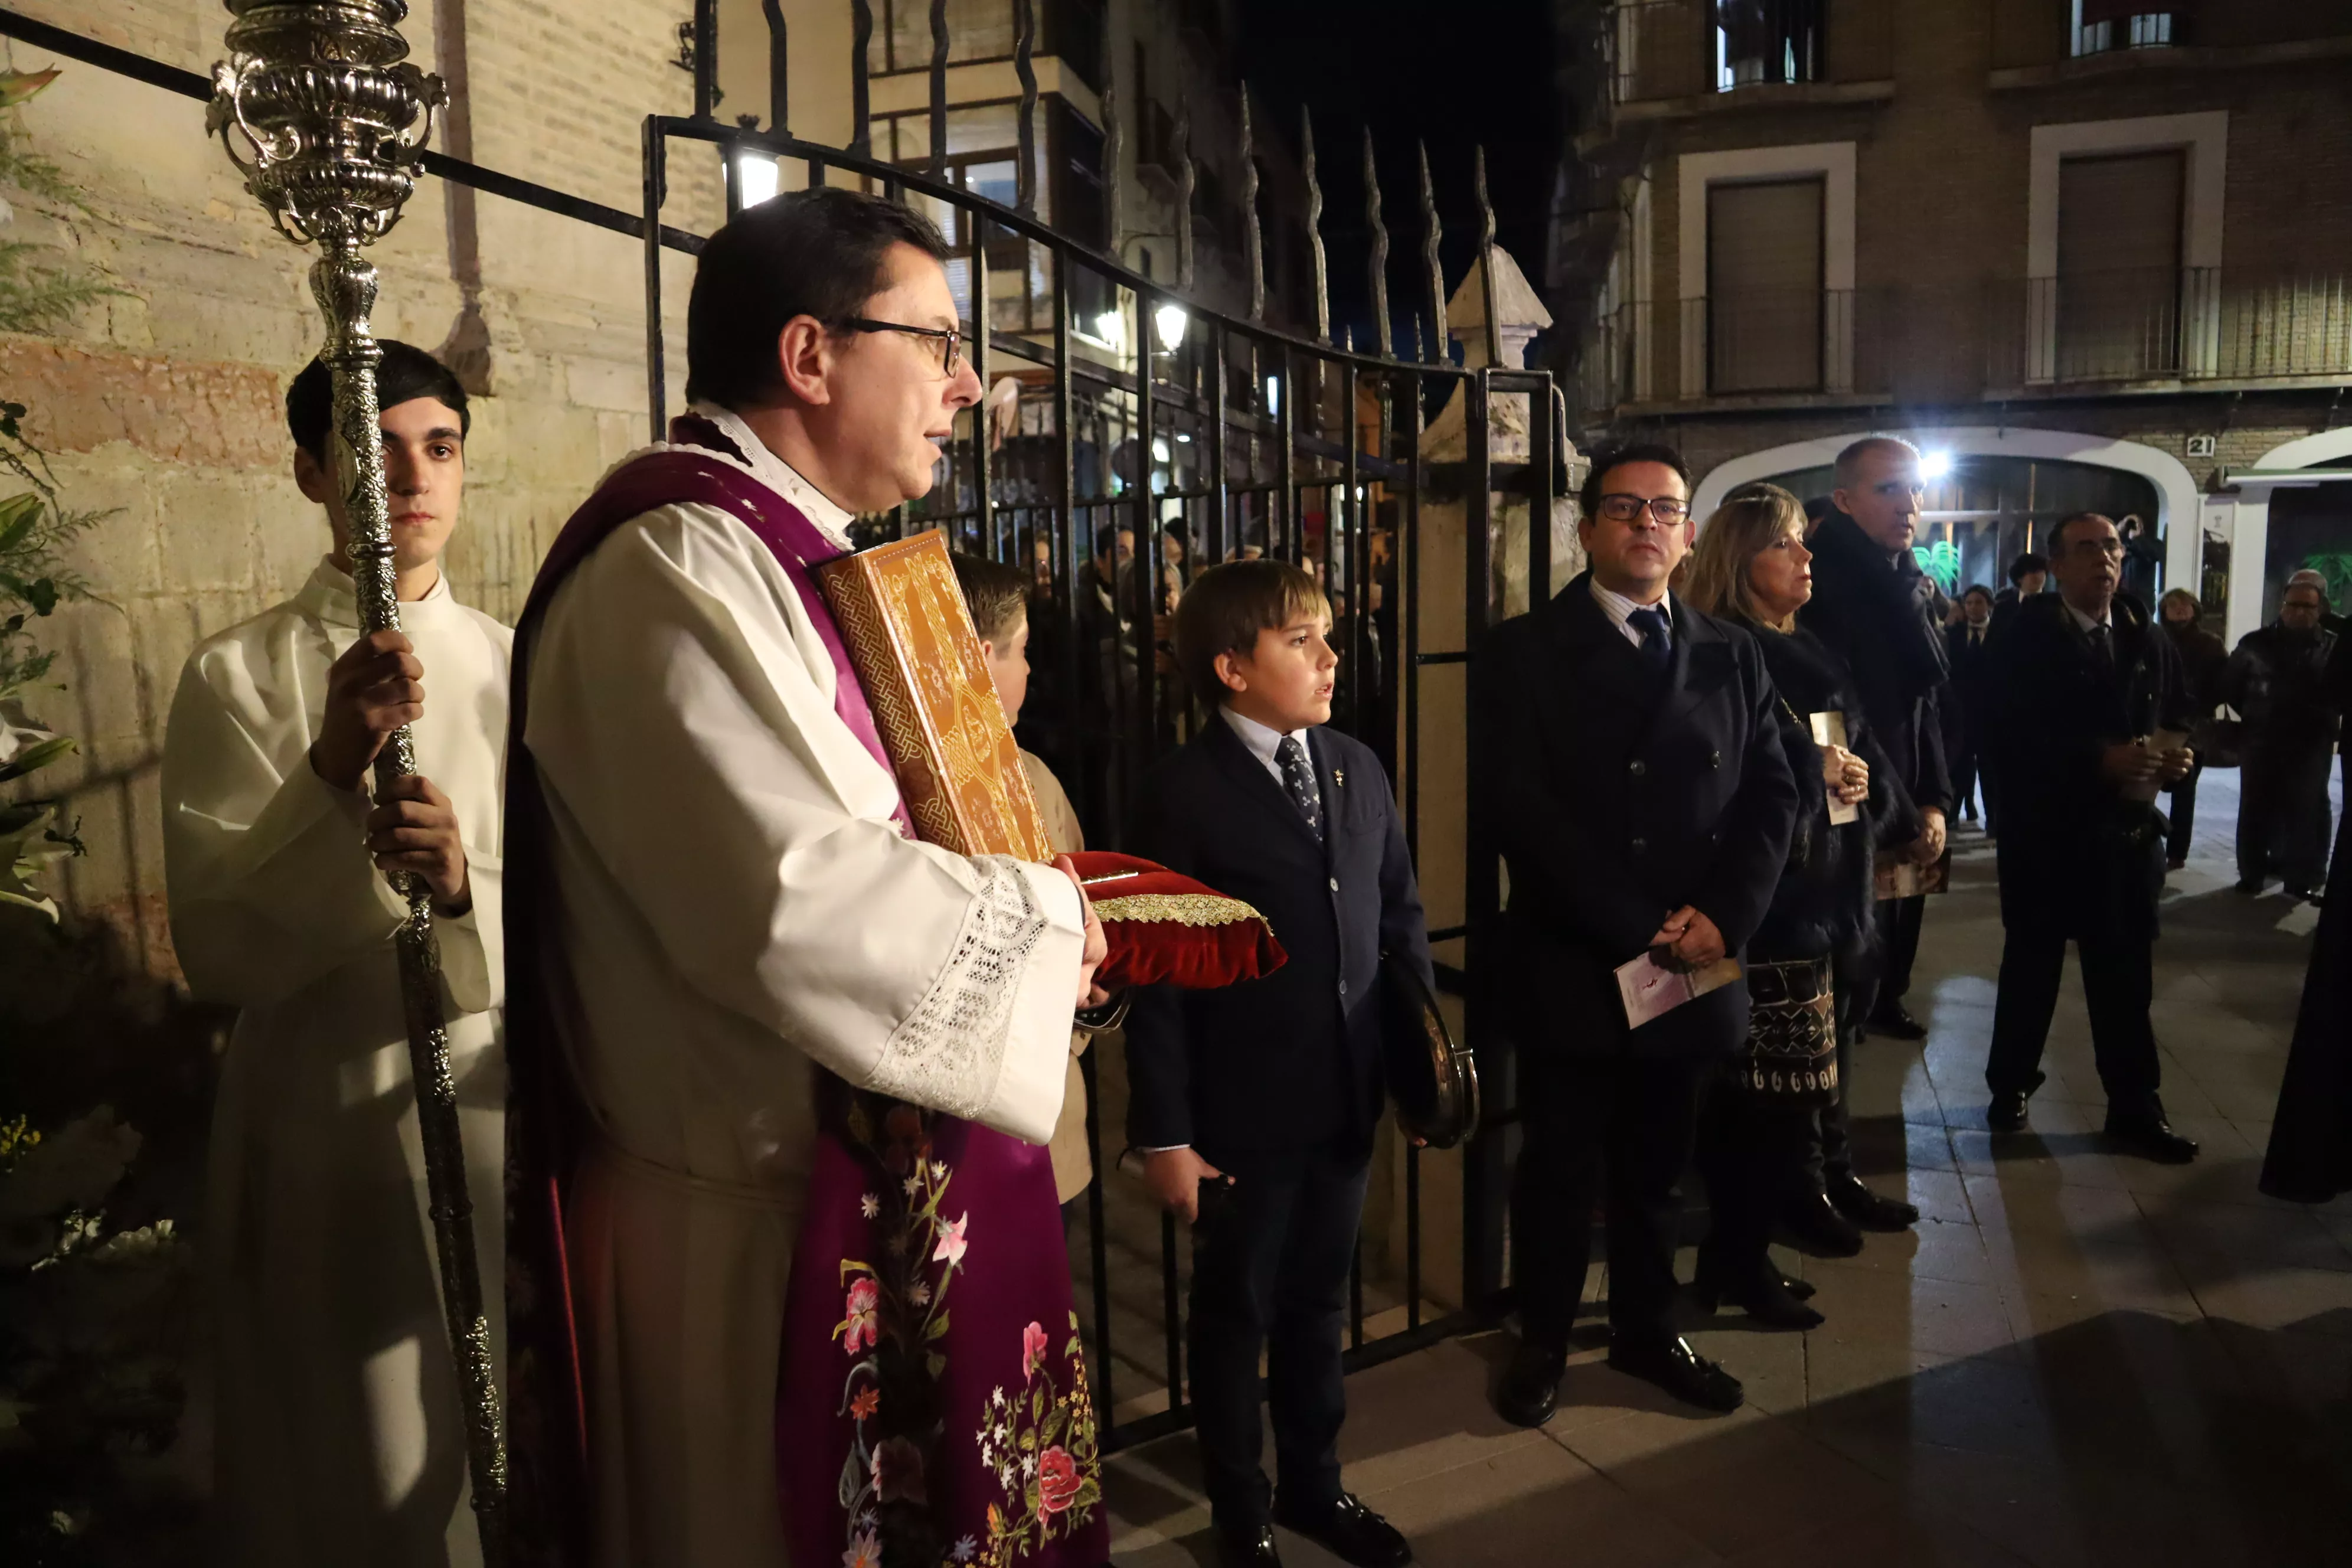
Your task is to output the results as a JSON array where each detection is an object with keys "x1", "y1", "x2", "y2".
[
  {"x1": 838, "y1": 316, "x2": 963, "y2": 377},
  {"x1": 1596, "y1": 493, "x2": 1691, "y2": 524}
]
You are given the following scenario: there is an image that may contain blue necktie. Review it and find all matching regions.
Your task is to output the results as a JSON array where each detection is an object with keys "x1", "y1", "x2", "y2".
[
  {"x1": 1278, "y1": 735, "x2": 1324, "y2": 841},
  {"x1": 1628, "y1": 605, "x2": 1672, "y2": 677}
]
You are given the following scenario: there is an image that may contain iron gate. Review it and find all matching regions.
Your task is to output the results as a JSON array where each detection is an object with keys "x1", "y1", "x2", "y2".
[{"x1": 1, "y1": 1, "x2": 1566, "y2": 1456}]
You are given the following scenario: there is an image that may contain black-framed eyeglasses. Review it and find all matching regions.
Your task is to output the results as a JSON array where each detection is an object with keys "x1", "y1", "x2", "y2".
[
  {"x1": 838, "y1": 316, "x2": 963, "y2": 377},
  {"x1": 1596, "y1": 493, "x2": 1690, "y2": 524}
]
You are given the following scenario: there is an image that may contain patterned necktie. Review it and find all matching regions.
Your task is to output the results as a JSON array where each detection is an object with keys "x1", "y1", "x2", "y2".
[
  {"x1": 1628, "y1": 605, "x2": 1673, "y2": 677},
  {"x1": 2088, "y1": 622, "x2": 2114, "y2": 671},
  {"x1": 1277, "y1": 734, "x2": 1324, "y2": 840}
]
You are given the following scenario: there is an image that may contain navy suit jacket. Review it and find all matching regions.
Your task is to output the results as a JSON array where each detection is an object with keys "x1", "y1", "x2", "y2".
[
  {"x1": 1474, "y1": 573, "x2": 1799, "y2": 1060},
  {"x1": 1122, "y1": 716, "x2": 1433, "y2": 1156}
]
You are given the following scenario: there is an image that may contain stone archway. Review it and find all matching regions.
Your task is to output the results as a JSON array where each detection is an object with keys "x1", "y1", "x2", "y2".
[{"x1": 1692, "y1": 426, "x2": 2204, "y2": 597}]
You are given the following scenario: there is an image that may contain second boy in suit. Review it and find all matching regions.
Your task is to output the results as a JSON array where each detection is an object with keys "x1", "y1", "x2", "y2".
[{"x1": 1126, "y1": 560, "x2": 1432, "y2": 1568}]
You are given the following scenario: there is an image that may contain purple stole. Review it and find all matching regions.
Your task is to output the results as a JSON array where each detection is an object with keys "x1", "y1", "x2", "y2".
[{"x1": 502, "y1": 418, "x2": 1105, "y2": 1568}]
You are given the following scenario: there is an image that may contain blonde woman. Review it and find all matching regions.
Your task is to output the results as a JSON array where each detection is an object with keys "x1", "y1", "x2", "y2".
[{"x1": 1681, "y1": 485, "x2": 1919, "y2": 1326}]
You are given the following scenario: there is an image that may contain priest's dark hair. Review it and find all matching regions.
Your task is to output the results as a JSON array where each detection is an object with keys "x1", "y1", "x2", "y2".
[
  {"x1": 686, "y1": 185, "x2": 951, "y2": 410},
  {"x1": 949, "y1": 551, "x2": 1033, "y2": 645},
  {"x1": 1577, "y1": 441, "x2": 1691, "y2": 520},
  {"x1": 286, "y1": 341, "x2": 470, "y2": 460}
]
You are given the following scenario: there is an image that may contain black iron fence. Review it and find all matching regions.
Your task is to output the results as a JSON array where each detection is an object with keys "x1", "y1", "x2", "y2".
[{"x1": 4, "y1": 5, "x2": 1560, "y2": 1454}]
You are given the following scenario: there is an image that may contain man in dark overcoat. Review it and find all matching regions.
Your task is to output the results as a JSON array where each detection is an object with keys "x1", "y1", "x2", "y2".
[
  {"x1": 1475, "y1": 443, "x2": 1797, "y2": 1425},
  {"x1": 1981, "y1": 510, "x2": 2199, "y2": 1162}
]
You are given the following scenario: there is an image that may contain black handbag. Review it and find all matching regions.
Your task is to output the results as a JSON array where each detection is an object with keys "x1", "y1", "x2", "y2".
[{"x1": 1380, "y1": 953, "x2": 1480, "y2": 1149}]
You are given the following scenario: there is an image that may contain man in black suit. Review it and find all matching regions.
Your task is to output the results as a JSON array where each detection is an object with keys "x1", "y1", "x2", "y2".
[
  {"x1": 1799, "y1": 436, "x2": 1952, "y2": 1051},
  {"x1": 1946, "y1": 584, "x2": 1998, "y2": 827},
  {"x1": 1989, "y1": 550, "x2": 2049, "y2": 639},
  {"x1": 1981, "y1": 511, "x2": 2199, "y2": 1162},
  {"x1": 1478, "y1": 443, "x2": 1798, "y2": 1423},
  {"x1": 1126, "y1": 560, "x2": 1431, "y2": 1568}
]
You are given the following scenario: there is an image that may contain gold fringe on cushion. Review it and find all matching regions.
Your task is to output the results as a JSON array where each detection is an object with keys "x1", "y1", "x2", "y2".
[{"x1": 1091, "y1": 893, "x2": 1268, "y2": 928}]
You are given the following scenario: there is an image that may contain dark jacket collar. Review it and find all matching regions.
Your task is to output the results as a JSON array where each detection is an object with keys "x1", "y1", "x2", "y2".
[{"x1": 1200, "y1": 708, "x2": 1332, "y2": 857}]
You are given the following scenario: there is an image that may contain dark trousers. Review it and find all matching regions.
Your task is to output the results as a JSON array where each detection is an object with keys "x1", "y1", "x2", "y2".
[
  {"x1": 1867, "y1": 894, "x2": 1925, "y2": 1015},
  {"x1": 1697, "y1": 1089, "x2": 1815, "y2": 1284},
  {"x1": 1511, "y1": 1051, "x2": 1709, "y2": 1351},
  {"x1": 2165, "y1": 761, "x2": 2203, "y2": 863},
  {"x1": 1984, "y1": 923, "x2": 2161, "y2": 1115},
  {"x1": 1952, "y1": 744, "x2": 1981, "y2": 821},
  {"x1": 2238, "y1": 743, "x2": 2335, "y2": 893},
  {"x1": 1187, "y1": 1139, "x2": 1371, "y2": 1527},
  {"x1": 1807, "y1": 978, "x2": 1864, "y2": 1187}
]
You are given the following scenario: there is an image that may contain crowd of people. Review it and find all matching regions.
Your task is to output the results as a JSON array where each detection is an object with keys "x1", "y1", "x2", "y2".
[{"x1": 151, "y1": 184, "x2": 2350, "y2": 1568}]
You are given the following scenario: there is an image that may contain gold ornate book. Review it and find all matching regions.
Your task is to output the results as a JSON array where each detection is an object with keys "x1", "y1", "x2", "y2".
[{"x1": 816, "y1": 529, "x2": 1057, "y2": 860}]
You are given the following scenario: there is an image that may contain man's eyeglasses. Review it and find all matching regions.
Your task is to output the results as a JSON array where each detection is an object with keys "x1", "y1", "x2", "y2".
[
  {"x1": 838, "y1": 316, "x2": 963, "y2": 377},
  {"x1": 1596, "y1": 493, "x2": 1691, "y2": 525}
]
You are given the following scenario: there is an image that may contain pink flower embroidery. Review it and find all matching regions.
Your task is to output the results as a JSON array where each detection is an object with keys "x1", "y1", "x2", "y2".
[
  {"x1": 842, "y1": 1528, "x2": 881, "y2": 1568},
  {"x1": 932, "y1": 1212, "x2": 971, "y2": 1268},
  {"x1": 1037, "y1": 1445, "x2": 1082, "y2": 1514},
  {"x1": 1022, "y1": 1320, "x2": 1049, "y2": 1382},
  {"x1": 841, "y1": 1277, "x2": 880, "y2": 1354}
]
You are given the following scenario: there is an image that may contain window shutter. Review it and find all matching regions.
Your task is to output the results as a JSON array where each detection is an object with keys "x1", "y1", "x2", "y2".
[{"x1": 1706, "y1": 177, "x2": 1825, "y2": 391}]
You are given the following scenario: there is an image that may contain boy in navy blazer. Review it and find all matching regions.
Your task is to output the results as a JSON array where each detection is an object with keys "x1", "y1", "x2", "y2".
[{"x1": 1125, "y1": 560, "x2": 1431, "y2": 1568}]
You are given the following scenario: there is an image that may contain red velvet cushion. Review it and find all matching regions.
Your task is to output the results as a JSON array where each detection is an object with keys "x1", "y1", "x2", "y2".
[{"x1": 1067, "y1": 851, "x2": 1288, "y2": 991}]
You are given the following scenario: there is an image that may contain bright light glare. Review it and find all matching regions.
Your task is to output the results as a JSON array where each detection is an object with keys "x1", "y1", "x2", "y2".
[
  {"x1": 1153, "y1": 302, "x2": 1190, "y2": 351},
  {"x1": 1094, "y1": 309, "x2": 1124, "y2": 348},
  {"x1": 1265, "y1": 375, "x2": 1280, "y2": 414},
  {"x1": 734, "y1": 152, "x2": 781, "y2": 207},
  {"x1": 1175, "y1": 432, "x2": 1194, "y2": 443},
  {"x1": 1151, "y1": 437, "x2": 1171, "y2": 462},
  {"x1": 1920, "y1": 450, "x2": 1953, "y2": 481}
]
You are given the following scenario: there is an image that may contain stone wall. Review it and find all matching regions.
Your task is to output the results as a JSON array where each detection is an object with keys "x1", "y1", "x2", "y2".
[{"x1": 3, "y1": 0, "x2": 727, "y2": 959}]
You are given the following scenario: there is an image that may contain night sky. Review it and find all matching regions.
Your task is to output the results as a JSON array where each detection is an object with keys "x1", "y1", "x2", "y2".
[{"x1": 1237, "y1": 0, "x2": 1563, "y2": 354}]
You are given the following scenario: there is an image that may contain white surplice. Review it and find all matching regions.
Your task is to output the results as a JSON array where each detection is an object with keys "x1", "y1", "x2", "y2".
[
  {"x1": 162, "y1": 557, "x2": 511, "y2": 1568},
  {"x1": 522, "y1": 404, "x2": 1083, "y2": 1568}
]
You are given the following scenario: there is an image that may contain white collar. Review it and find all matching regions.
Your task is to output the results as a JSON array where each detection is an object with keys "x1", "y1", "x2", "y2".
[
  {"x1": 1220, "y1": 704, "x2": 1312, "y2": 768},
  {"x1": 684, "y1": 401, "x2": 859, "y2": 551},
  {"x1": 292, "y1": 553, "x2": 457, "y2": 630},
  {"x1": 2064, "y1": 599, "x2": 2113, "y2": 633},
  {"x1": 1589, "y1": 577, "x2": 1672, "y2": 642}
]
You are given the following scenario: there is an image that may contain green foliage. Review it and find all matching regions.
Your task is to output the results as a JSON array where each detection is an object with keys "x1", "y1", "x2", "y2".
[
  {"x1": 2298, "y1": 551, "x2": 2352, "y2": 609},
  {"x1": 1912, "y1": 538, "x2": 1961, "y2": 595},
  {"x1": 0, "y1": 81, "x2": 121, "y2": 341}
]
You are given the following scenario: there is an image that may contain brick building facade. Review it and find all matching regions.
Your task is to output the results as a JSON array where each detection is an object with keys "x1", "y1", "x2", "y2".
[{"x1": 1550, "y1": 0, "x2": 2352, "y2": 645}]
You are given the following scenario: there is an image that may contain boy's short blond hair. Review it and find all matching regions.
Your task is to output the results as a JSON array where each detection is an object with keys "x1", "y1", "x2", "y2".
[
  {"x1": 1174, "y1": 558, "x2": 1330, "y2": 706},
  {"x1": 949, "y1": 551, "x2": 1033, "y2": 643}
]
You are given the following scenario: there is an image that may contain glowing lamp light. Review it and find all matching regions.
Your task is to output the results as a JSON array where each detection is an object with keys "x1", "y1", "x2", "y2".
[
  {"x1": 1093, "y1": 309, "x2": 1125, "y2": 349},
  {"x1": 1151, "y1": 437, "x2": 1171, "y2": 462},
  {"x1": 1265, "y1": 375, "x2": 1281, "y2": 415},
  {"x1": 1175, "y1": 432, "x2": 1194, "y2": 444},
  {"x1": 734, "y1": 152, "x2": 781, "y2": 208},
  {"x1": 1920, "y1": 449, "x2": 1954, "y2": 481},
  {"x1": 1153, "y1": 302, "x2": 1190, "y2": 351}
]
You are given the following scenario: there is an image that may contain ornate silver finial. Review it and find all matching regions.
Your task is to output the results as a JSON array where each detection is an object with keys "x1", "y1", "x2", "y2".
[
  {"x1": 1364, "y1": 128, "x2": 1391, "y2": 359},
  {"x1": 210, "y1": 5, "x2": 502, "y2": 1557},
  {"x1": 1419, "y1": 140, "x2": 1446, "y2": 363},
  {"x1": 1241, "y1": 89, "x2": 1263, "y2": 321},
  {"x1": 1175, "y1": 93, "x2": 1195, "y2": 292},
  {"x1": 1302, "y1": 105, "x2": 1328, "y2": 345}
]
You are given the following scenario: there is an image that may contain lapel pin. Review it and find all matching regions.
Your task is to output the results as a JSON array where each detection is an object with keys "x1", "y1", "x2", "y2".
[{"x1": 1333, "y1": 769, "x2": 1345, "y2": 787}]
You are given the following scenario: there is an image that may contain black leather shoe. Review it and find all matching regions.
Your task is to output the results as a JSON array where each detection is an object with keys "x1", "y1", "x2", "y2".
[
  {"x1": 1828, "y1": 1172, "x2": 1919, "y2": 1230},
  {"x1": 1273, "y1": 1492, "x2": 1412, "y2": 1568},
  {"x1": 1987, "y1": 1090, "x2": 2031, "y2": 1133},
  {"x1": 1608, "y1": 1335, "x2": 1744, "y2": 1412},
  {"x1": 1867, "y1": 1003, "x2": 1929, "y2": 1041},
  {"x1": 1693, "y1": 1254, "x2": 1825, "y2": 1331},
  {"x1": 1780, "y1": 1187, "x2": 1864, "y2": 1257},
  {"x1": 1781, "y1": 1272, "x2": 1817, "y2": 1302},
  {"x1": 2233, "y1": 877, "x2": 2267, "y2": 896},
  {"x1": 1215, "y1": 1523, "x2": 1282, "y2": 1567},
  {"x1": 2105, "y1": 1111, "x2": 2199, "y2": 1164},
  {"x1": 1494, "y1": 1338, "x2": 1567, "y2": 1429}
]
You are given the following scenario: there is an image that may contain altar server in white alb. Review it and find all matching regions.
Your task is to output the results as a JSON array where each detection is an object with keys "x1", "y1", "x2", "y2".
[
  {"x1": 162, "y1": 344, "x2": 508, "y2": 1568},
  {"x1": 505, "y1": 188, "x2": 1105, "y2": 1566}
]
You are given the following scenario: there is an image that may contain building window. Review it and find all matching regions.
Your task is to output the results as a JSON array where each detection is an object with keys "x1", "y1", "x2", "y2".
[
  {"x1": 1715, "y1": 0, "x2": 1824, "y2": 91},
  {"x1": 2054, "y1": 148, "x2": 2186, "y2": 378},
  {"x1": 1704, "y1": 176, "x2": 1825, "y2": 391},
  {"x1": 2071, "y1": 3, "x2": 2178, "y2": 58}
]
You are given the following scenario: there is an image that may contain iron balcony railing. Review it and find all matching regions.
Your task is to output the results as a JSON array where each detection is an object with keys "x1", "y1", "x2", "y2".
[
  {"x1": 1988, "y1": 267, "x2": 2352, "y2": 387},
  {"x1": 1675, "y1": 288, "x2": 1884, "y2": 400}
]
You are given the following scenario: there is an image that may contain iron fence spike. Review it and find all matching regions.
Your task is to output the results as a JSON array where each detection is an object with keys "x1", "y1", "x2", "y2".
[
  {"x1": 1304, "y1": 104, "x2": 1328, "y2": 344},
  {"x1": 1364, "y1": 127, "x2": 1391, "y2": 359}
]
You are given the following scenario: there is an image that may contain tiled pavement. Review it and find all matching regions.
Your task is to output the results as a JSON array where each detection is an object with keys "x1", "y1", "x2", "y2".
[{"x1": 1102, "y1": 772, "x2": 2352, "y2": 1567}]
